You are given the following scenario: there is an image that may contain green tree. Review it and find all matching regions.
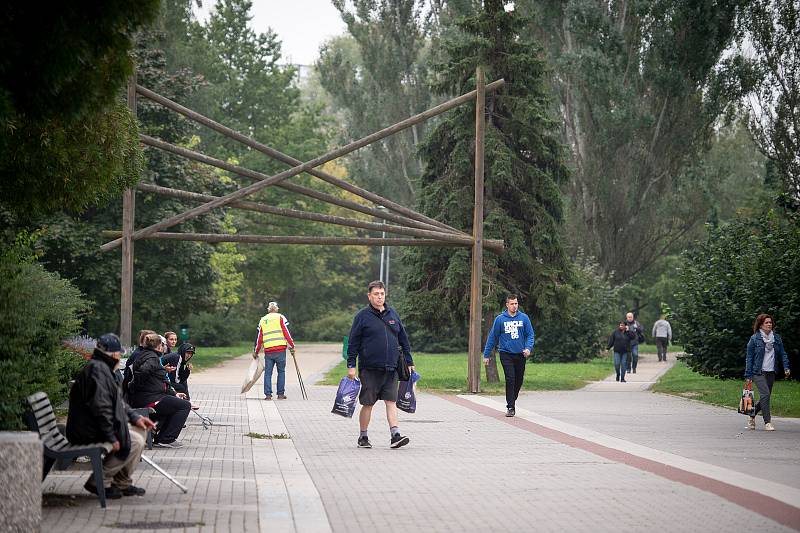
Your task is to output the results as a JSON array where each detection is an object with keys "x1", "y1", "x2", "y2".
[
  {"x1": 729, "y1": 0, "x2": 800, "y2": 212},
  {"x1": 0, "y1": 3, "x2": 159, "y2": 218},
  {"x1": 401, "y1": 1, "x2": 573, "y2": 356},
  {"x1": 676, "y1": 213, "x2": 800, "y2": 378},
  {"x1": 317, "y1": 0, "x2": 434, "y2": 206},
  {"x1": 177, "y1": 0, "x2": 307, "y2": 169},
  {"x1": 29, "y1": 31, "x2": 229, "y2": 335},
  {"x1": 522, "y1": 0, "x2": 750, "y2": 282}
]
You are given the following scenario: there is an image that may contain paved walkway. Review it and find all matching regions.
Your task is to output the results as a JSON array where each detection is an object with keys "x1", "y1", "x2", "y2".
[{"x1": 41, "y1": 347, "x2": 800, "y2": 532}]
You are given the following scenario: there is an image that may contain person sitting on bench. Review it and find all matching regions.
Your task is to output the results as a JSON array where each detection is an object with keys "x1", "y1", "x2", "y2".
[
  {"x1": 66, "y1": 333, "x2": 156, "y2": 499},
  {"x1": 164, "y1": 342, "x2": 195, "y2": 400},
  {"x1": 128, "y1": 333, "x2": 191, "y2": 448}
]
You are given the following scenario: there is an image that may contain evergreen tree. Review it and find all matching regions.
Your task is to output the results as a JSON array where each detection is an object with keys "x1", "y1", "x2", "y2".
[{"x1": 401, "y1": 1, "x2": 572, "y2": 354}]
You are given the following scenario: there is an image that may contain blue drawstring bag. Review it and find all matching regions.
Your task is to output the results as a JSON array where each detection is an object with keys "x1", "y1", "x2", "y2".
[
  {"x1": 331, "y1": 376, "x2": 361, "y2": 418},
  {"x1": 397, "y1": 371, "x2": 420, "y2": 413}
]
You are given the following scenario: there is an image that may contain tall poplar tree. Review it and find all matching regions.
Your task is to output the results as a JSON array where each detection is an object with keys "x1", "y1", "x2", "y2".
[
  {"x1": 401, "y1": 1, "x2": 572, "y2": 352},
  {"x1": 318, "y1": 0, "x2": 434, "y2": 206},
  {"x1": 521, "y1": 0, "x2": 750, "y2": 282}
]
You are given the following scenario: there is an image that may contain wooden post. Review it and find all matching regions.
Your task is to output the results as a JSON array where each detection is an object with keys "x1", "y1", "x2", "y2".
[
  {"x1": 120, "y1": 73, "x2": 137, "y2": 346},
  {"x1": 467, "y1": 67, "x2": 486, "y2": 394}
]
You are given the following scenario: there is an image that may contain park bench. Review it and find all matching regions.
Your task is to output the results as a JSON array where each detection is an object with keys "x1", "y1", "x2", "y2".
[{"x1": 25, "y1": 392, "x2": 112, "y2": 508}]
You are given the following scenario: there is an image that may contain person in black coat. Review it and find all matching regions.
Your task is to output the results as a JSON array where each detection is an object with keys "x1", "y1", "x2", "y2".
[
  {"x1": 128, "y1": 333, "x2": 191, "y2": 448},
  {"x1": 607, "y1": 321, "x2": 636, "y2": 382},
  {"x1": 67, "y1": 334, "x2": 156, "y2": 499},
  {"x1": 164, "y1": 342, "x2": 195, "y2": 399}
]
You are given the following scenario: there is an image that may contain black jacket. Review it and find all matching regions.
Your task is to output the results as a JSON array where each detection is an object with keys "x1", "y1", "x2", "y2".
[
  {"x1": 128, "y1": 349, "x2": 177, "y2": 407},
  {"x1": 607, "y1": 329, "x2": 635, "y2": 353},
  {"x1": 347, "y1": 304, "x2": 412, "y2": 371},
  {"x1": 66, "y1": 352, "x2": 141, "y2": 459}
]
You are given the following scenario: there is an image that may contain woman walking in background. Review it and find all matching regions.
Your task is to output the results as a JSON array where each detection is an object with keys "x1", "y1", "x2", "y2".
[
  {"x1": 607, "y1": 321, "x2": 635, "y2": 382},
  {"x1": 745, "y1": 314, "x2": 791, "y2": 431}
]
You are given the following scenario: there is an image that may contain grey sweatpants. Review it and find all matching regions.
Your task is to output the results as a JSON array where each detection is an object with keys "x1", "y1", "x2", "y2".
[{"x1": 752, "y1": 372, "x2": 776, "y2": 423}]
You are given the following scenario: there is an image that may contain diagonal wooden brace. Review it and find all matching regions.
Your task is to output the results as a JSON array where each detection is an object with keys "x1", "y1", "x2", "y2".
[{"x1": 100, "y1": 79, "x2": 505, "y2": 252}]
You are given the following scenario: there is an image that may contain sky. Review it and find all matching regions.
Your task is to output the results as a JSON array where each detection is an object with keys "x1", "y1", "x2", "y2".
[{"x1": 194, "y1": 1, "x2": 348, "y2": 66}]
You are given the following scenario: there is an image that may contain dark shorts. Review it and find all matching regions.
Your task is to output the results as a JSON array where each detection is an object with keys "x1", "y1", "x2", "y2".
[{"x1": 358, "y1": 368, "x2": 399, "y2": 405}]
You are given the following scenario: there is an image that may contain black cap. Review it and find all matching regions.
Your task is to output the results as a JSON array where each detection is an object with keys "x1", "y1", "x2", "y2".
[{"x1": 96, "y1": 333, "x2": 125, "y2": 356}]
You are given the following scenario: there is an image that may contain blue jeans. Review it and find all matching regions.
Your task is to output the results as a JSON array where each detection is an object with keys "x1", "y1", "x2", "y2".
[
  {"x1": 263, "y1": 351, "x2": 287, "y2": 396},
  {"x1": 614, "y1": 352, "x2": 628, "y2": 380},
  {"x1": 627, "y1": 344, "x2": 639, "y2": 371}
]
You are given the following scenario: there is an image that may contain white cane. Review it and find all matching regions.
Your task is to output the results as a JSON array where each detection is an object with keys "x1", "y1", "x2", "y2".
[{"x1": 141, "y1": 454, "x2": 189, "y2": 493}]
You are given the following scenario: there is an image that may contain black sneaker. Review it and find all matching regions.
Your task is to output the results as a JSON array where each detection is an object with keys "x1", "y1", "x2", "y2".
[
  {"x1": 390, "y1": 433, "x2": 409, "y2": 448},
  {"x1": 506, "y1": 408, "x2": 515, "y2": 417},
  {"x1": 357, "y1": 436, "x2": 372, "y2": 448},
  {"x1": 83, "y1": 481, "x2": 122, "y2": 499},
  {"x1": 121, "y1": 485, "x2": 146, "y2": 496}
]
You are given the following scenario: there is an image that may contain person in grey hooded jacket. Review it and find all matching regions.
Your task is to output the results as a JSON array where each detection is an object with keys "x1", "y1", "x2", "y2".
[{"x1": 652, "y1": 316, "x2": 672, "y2": 362}]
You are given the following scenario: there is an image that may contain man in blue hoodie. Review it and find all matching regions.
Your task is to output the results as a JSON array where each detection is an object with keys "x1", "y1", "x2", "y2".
[
  {"x1": 483, "y1": 294, "x2": 535, "y2": 417},
  {"x1": 347, "y1": 280, "x2": 414, "y2": 449}
]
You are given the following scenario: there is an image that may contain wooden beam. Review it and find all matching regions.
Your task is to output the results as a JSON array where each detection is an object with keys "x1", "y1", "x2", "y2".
[
  {"x1": 102, "y1": 231, "x2": 470, "y2": 248},
  {"x1": 136, "y1": 84, "x2": 465, "y2": 235},
  {"x1": 120, "y1": 74, "x2": 136, "y2": 347},
  {"x1": 136, "y1": 183, "x2": 478, "y2": 246},
  {"x1": 100, "y1": 79, "x2": 505, "y2": 252},
  {"x1": 136, "y1": 135, "x2": 451, "y2": 235},
  {"x1": 467, "y1": 67, "x2": 486, "y2": 394}
]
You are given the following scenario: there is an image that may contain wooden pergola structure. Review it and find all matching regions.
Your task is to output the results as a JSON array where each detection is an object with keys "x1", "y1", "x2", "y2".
[{"x1": 102, "y1": 68, "x2": 504, "y2": 393}]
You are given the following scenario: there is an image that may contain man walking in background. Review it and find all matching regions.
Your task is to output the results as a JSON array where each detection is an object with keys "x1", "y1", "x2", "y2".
[
  {"x1": 625, "y1": 312, "x2": 644, "y2": 374},
  {"x1": 483, "y1": 294, "x2": 535, "y2": 417},
  {"x1": 254, "y1": 301, "x2": 295, "y2": 400},
  {"x1": 652, "y1": 315, "x2": 673, "y2": 362},
  {"x1": 347, "y1": 280, "x2": 414, "y2": 449}
]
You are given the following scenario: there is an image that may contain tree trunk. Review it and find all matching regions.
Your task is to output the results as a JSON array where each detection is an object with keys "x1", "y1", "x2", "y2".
[
  {"x1": 484, "y1": 311, "x2": 500, "y2": 383},
  {"x1": 485, "y1": 353, "x2": 500, "y2": 383}
]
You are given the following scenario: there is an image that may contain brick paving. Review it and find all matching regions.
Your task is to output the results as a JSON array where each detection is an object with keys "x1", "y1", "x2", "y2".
[{"x1": 40, "y1": 346, "x2": 800, "y2": 532}]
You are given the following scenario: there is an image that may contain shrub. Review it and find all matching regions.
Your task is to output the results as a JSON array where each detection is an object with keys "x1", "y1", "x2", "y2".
[
  {"x1": 184, "y1": 311, "x2": 252, "y2": 347},
  {"x1": 534, "y1": 258, "x2": 619, "y2": 362},
  {"x1": 0, "y1": 244, "x2": 89, "y2": 429},
  {"x1": 299, "y1": 309, "x2": 359, "y2": 342},
  {"x1": 676, "y1": 213, "x2": 800, "y2": 378}
]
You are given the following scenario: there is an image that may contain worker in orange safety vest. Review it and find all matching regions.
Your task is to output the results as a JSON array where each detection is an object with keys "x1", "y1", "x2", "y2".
[{"x1": 253, "y1": 301, "x2": 295, "y2": 400}]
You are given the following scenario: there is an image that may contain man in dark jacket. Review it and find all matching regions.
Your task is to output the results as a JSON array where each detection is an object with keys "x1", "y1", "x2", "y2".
[
  {"x1": 67, "y1": 334, "x2": 155, "y2": 499},
  {"x1": 625, "y1": 312, "x2": 645, "y2": 373},
  {"x1": 128, "y1": 333, "x2": 191, "y2": 448},
  {"x1": 607, "y1": 322, "x2": 636, "y2": 382},
  {"x1": 347, "y1": 280, "x2": 414, "y2": 449}
]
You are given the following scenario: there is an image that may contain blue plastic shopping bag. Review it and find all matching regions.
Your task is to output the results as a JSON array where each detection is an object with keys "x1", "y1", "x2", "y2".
[
  {"x1": 331, "y1": 376, "x2": 361, "y2": 418},
  {"x1": 397, "y1": 371, "x2": 420, "y2": 413}
]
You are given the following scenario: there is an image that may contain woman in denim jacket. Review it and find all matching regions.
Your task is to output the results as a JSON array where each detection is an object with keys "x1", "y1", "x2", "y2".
[{"x1": 745, "y1": 314, "x2": 791, "y2": 431}]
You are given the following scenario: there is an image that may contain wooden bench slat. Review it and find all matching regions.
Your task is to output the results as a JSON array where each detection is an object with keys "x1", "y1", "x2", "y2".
[
  {"x1": 37, "y1": 421, "x2": 58, "y2": 436},
  {"x1": 36, "y1": 413, "x2": 56, "y2": 427}
]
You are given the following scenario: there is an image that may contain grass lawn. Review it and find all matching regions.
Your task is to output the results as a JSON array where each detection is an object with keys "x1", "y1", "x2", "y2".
[
  {"x1": 322, "y1": 352, "x2": 614, "y2": 394},
  {"x1": 637, "y1": 343, "x2": 684, "y2": 354},
  {"x1": 190, "y1": 342, "x2": 252, "y2": 372},
  {"x1": 652, "y1": 361, "x2": 800, "y2": 418}
]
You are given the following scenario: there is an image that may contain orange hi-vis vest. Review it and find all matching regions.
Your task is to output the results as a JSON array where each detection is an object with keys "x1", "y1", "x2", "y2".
[{"x1": 259, "y1": 313, "x2": 289, "y2": 351}]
